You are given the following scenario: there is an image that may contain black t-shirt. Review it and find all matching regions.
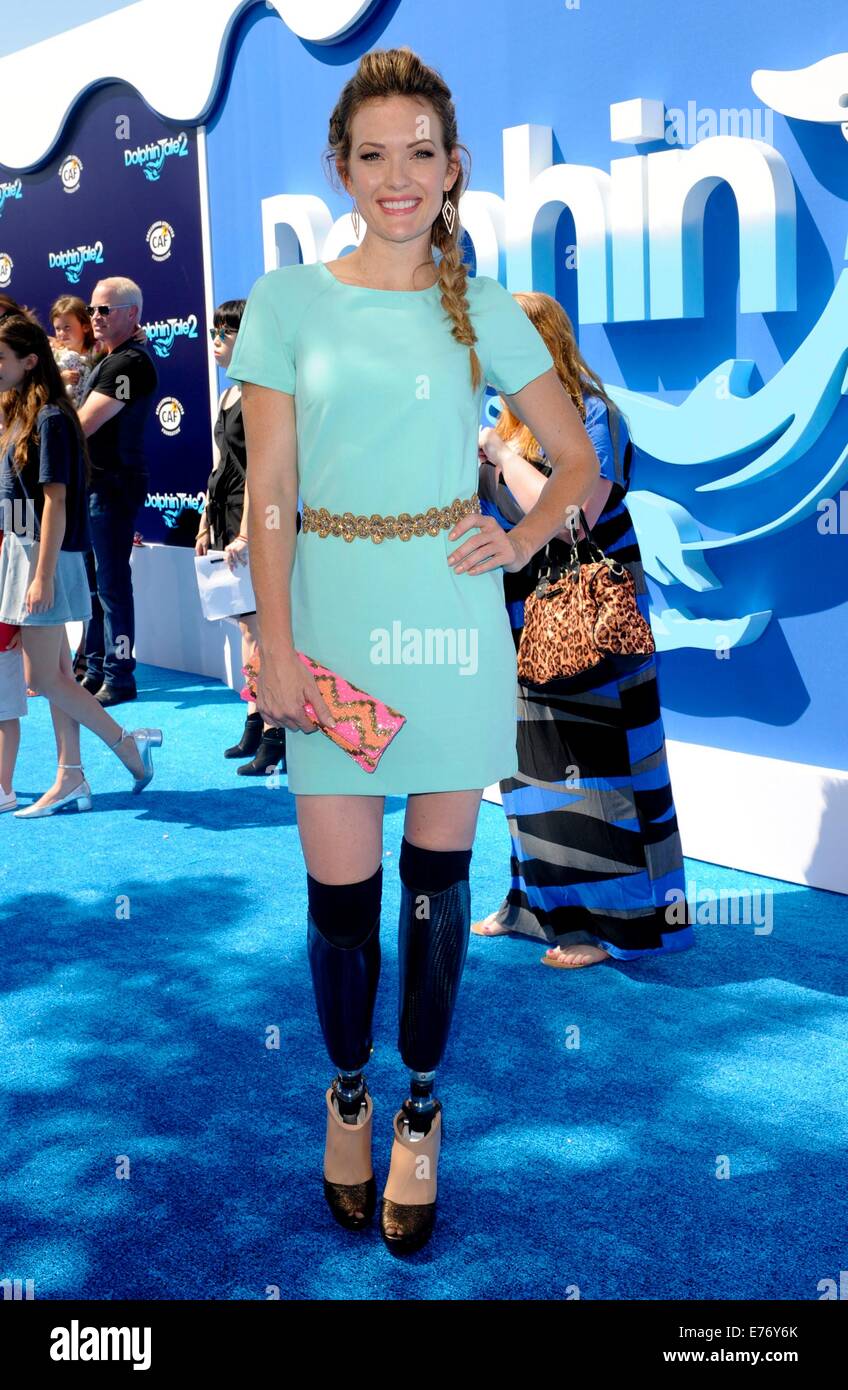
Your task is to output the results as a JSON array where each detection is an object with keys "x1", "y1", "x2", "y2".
[
  {"x1": 81, "y1": 339, "x2": 158, "y2": 481},
  {"x1": 0, "y1": 404, "x2": 91, "y2": 551}
]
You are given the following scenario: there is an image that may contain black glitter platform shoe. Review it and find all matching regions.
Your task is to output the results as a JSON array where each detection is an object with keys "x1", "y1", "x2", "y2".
[
  {"x1": 379, "y1": 1099, "x2": 442, "y2": 1255},
  {"x1": 322, "y1": 1081, "x2": 376, "y2": 1231}
]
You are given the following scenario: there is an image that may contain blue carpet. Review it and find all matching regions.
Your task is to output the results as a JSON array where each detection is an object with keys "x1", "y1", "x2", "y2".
[{"x1": 1, "y1": 664, "x2": 846, "y2": 1300}]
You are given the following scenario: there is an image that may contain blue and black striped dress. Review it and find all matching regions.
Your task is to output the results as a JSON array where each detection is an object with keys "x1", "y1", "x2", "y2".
[{"x1": 479, "y1": 392, "x2": 694, "y2": 959}]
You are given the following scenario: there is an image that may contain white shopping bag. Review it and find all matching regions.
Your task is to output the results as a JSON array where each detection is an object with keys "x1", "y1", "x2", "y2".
[{"x1": 194, "y1": 551, "x2": 256, "y2": 621}]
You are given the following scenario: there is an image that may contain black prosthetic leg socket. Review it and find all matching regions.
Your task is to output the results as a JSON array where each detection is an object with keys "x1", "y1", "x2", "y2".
[
  {"x1": 306, "y1": 866, "x2": 382, "y2": 1120},
  {"x1": 396, "y1": 840, "x2": 472, "y2": 1134}
]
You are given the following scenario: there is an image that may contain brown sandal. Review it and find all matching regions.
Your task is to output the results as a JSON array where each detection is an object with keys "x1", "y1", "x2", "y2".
[
  {"x1": 380, "y1": 1102, "x2": 442, "y2": 1255},
  {"x1": 470, "y1": 912, "x2": 513, "y2": 937},
  {"x1": 322, "y1": 1085, "x2": 376, "y2": 1230}
]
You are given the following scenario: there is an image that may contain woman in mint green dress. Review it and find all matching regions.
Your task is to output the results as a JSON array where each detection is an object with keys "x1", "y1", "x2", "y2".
[{"x1": 226, "y1": 47, "x2": 599, "y2": 1255}]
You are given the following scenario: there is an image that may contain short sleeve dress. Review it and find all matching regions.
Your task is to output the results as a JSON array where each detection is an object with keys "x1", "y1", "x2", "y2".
[{"x1": 226, "y1": 261, "x2": 554, "y2": 795}]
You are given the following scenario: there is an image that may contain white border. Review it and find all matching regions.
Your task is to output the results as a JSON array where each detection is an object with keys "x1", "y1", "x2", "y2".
[{"x1": 0, "y1": 0, "x2": 381, "y2": 170}]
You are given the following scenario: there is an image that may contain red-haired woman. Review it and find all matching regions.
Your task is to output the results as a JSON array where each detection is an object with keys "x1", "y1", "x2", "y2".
[{"x1": 475, "y1": 292, "x2": 693, "y2": 967}]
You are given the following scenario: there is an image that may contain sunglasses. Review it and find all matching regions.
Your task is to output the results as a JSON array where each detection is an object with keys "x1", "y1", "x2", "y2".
[
  {"x1": 209, "y1": 327, "x2": 236, "y2": 342},
  {"x1": 87, "y1": 303, "x2": 134, "y2": 317}
]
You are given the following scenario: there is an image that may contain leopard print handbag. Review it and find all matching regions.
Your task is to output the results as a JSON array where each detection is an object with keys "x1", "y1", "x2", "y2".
[{"x1": 516, "y1": 508, "x2": 655, "y2": 684}]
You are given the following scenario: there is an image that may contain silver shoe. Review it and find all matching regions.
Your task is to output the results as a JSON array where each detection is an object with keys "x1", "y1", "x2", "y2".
[
  {"x1": 14, "y1": 763, "x2": 92, "y2": 818},
  {"x1": 113, "y1": 728, "x2": 164, "y2": 793}
]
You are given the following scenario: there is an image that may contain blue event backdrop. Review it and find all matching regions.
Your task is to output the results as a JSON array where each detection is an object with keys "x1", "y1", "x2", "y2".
[
  {"x1": 203, "y1": 0, "x2": 848, "y2": 773},
  {"x1": 0, "y1": 84, "x2": 211, "y2": 541},
  {"x1": 0, "y1": 0, "x2": 846, "y2": 774}
]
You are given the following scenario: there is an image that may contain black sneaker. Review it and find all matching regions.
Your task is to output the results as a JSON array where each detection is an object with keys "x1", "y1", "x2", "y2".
[
  {"x1": 79, "y1": 673, "x2": 103, "y2": 693},
  {"x1": 95, "y1": 685, "x2": 138, "y2": 707}
]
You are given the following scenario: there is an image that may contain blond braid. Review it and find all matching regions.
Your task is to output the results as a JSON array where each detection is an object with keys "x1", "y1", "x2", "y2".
[{"x1": 431, "y1": 201, "x2": 483, "y2": 393}]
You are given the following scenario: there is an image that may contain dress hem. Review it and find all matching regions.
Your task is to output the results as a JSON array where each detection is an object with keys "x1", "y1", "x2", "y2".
[{"x1": 286, "y1": 766, "x2": 517, "y2": 796}]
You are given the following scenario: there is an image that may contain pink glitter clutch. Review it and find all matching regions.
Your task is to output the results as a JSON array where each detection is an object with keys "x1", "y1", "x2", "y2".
[{"x1": 240, "y1": 649, "x2": 406, "y2": 773}]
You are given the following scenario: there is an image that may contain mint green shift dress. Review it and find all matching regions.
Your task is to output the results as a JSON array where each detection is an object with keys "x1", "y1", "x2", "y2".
[{"x1": 226, "y1": 261, "x2": 555, "y2": 796}]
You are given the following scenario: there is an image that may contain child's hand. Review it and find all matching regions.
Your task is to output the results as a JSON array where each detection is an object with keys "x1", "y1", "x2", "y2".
[
  {"x1": 4, "y1": 629, "x2": 21, "y2": 649},
  {"x1": 26, "y1": 574, "x2": 54, "y2": 614}
]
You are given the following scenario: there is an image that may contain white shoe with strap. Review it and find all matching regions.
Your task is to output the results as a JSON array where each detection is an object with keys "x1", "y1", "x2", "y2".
[{"x1": 13, "y1": 763, "x2": 92, "y2": 818}]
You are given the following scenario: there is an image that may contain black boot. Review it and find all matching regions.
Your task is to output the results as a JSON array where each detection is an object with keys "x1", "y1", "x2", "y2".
[
  {"x1": 225, "y1": 711, "x2": 263, "y2": 759},
  {"x1": 236, "y1": 727, "x2": 286, "y2": 775}
]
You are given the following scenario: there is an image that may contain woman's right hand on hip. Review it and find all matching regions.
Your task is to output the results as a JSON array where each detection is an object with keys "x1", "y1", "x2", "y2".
[{"x1": 256, "y1": 649, "x2": 337, "y2": 733}]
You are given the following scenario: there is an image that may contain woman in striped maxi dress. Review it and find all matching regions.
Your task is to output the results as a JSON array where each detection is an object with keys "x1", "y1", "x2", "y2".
[{"x1": 474, "y1": 292, "x2": 694, "y2": 967}]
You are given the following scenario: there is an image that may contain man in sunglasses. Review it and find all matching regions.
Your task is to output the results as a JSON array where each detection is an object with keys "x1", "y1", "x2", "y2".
[{"x1": 76, "y1": 277, "x2": 158, "y2": 705}]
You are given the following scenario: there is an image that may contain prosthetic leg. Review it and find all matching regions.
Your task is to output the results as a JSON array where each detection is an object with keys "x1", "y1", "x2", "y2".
[
  {"x1": 306, "y1": 865, "x2": 382, "y2": 1229},
  {"x1": 381, "y1": 837, "x2": 472, "y2": 1254}
]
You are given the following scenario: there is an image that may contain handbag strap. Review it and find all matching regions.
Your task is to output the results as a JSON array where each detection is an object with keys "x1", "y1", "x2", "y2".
[
  {"x1": 565, "y1": 507, "x2": 608, "y2": 568},
  {"x1": 606, "y1": 399, "x2": 634, "y2": 490},
  {"x1": 608, "y1": 405, "x2": 623, "y2": 488}
]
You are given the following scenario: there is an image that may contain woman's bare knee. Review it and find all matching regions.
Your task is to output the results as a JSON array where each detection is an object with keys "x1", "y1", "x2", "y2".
[
  {"x1": 296, "y1": 794, "x2": 384, "y2": 883},
  {"x1": 404, "y1": 789, "x2": 483, "y2": 851}
]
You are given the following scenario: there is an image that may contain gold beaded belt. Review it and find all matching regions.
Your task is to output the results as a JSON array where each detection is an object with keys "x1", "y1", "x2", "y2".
[{"x1": 301, "y1": 493, "x2": 480, "y2": 543}]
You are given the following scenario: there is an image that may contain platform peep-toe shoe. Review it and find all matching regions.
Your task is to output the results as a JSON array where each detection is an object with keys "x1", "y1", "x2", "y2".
[
  {"x1": 380, "y1": 1100, "x2": 442, "y2": 1255},
  {"x1": 322, "y1": 1081, "x2": 376, "y2": 1231}
]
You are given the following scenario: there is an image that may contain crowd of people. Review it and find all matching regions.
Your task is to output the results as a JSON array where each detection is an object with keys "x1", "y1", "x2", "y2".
[
  {"x1": 0, "y1": 279, "x2": 163, "y2": 816},
  {"x1": 0, "y1": 276, "x2": 297, "y2": 817}
]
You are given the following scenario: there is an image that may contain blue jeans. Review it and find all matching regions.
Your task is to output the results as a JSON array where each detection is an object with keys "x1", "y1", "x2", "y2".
[{"x1": 85, "y1": 474, "x2": 147, "y2": 689}]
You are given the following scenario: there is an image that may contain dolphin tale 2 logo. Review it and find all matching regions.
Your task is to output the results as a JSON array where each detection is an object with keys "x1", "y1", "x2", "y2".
[
  {"x1": 59, "y1": 155, "x2": 83, "y2": 193},
  {"x1": 125, "y1": 133, "x2": 189, "y2": 182},
  {"x1": 146, "y1": 221, "x2": 175, "y2": 261},
  {"x1": 0, "y1": 253, "x2": 12, "y2": 287},
  {"x1": 143, "y1": 315, "x2": 199, "y2": 358},
  {"x1": 156, "y1": 397, "x2": 185, "y2": 436},
  {"x1": 0, "y1": 179, "x2": 22, "y2": 219},
  {"x1": 145, "y1": 489, "x2": 205, "y2": 529},
  {"x1": 48, "y1": 241, "x2": 105, "y2": 285}
]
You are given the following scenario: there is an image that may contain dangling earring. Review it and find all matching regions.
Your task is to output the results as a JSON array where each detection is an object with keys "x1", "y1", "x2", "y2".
[
  {"x1": 441, "y1": 193, "x2": 456, "y2": 236},
  {"x1": 351, "y1": 202, "x2": 361, "y2": 239}
]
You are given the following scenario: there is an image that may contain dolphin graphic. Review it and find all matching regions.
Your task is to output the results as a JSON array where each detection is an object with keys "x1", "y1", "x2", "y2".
[
  {"x1": 650, "y1": 606, "x2": 771, "y2": 651},
  {"x1": 751, "y1": 53, "x2": 848, "y2": 127},
  {"x1": 606, "y1": 265, "x2": 848, "y2": 492},
  {"x1": 687, "y1": 438, "x2": 848, "y2": 551},
  {"x1": 604, "y1": 50, "x2": 848, "y2": 597}
]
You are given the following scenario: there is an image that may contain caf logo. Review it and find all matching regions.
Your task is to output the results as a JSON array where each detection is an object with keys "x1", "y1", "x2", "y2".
[
  {"x1": 59, "y1": 156, "x2": 83, "y2": 194},
  {"x1": 146, "y1": 221, "x2": 175, "y2": 262},
  {"x1": 0, "y1": 253, "x2": 12, "y2": 287},
  {"x1": 156, "y1": 397, "x2": 185, "y2": 436}
]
